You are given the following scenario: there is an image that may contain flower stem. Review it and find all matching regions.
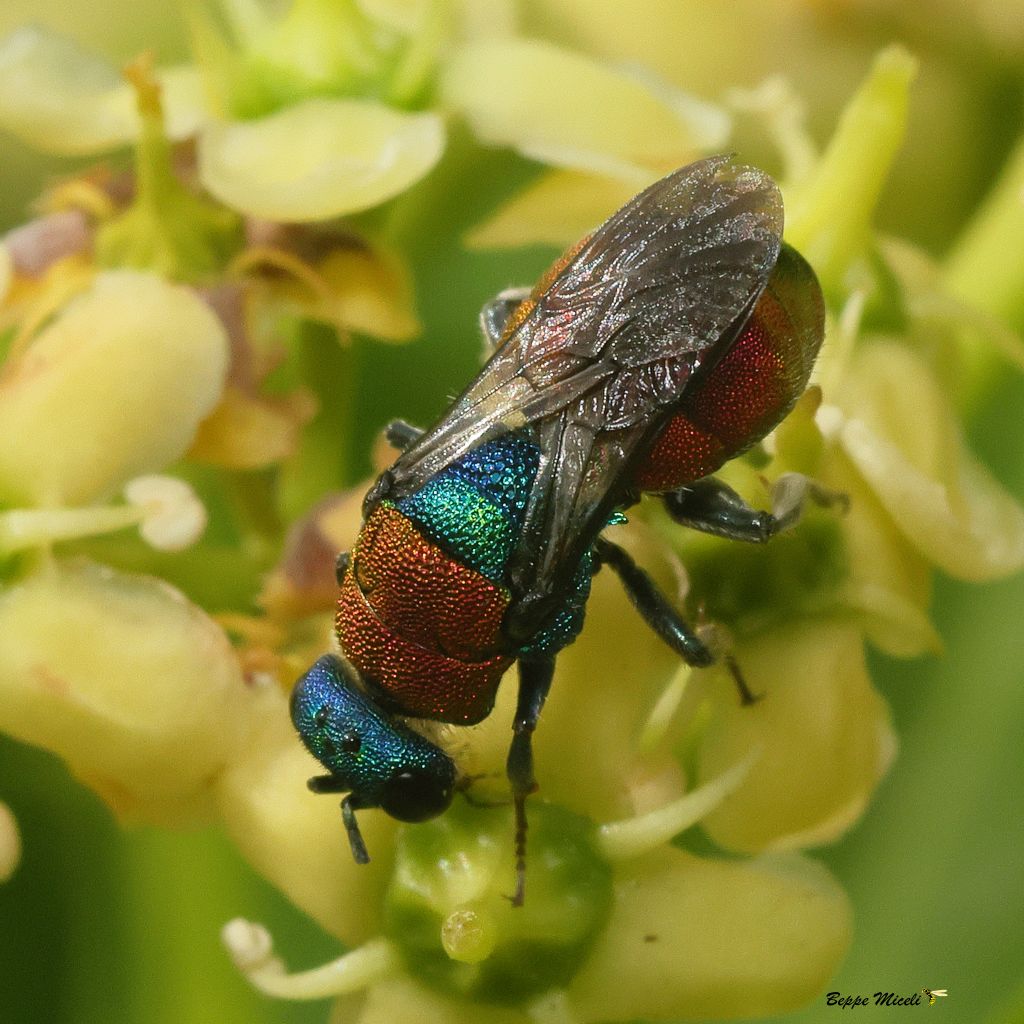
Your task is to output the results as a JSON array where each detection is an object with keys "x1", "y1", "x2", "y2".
[
  {"x1": 276, "y1": 321, "x2": 360, "y2": 522},
  {"x1": 95, "y1": 54, "x2": 242, "y2": 282}
]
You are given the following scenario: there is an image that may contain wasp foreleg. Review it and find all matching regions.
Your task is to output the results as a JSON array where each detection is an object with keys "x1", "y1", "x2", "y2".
[
  {"x1": 593, "y1": 536, "x2": 758, "y2": 705},
  {"x1": 335, "y1": 550, "x2": 351, "y2": 586},
  {"x1": 307, "y1": 774, "x2": 347, "y2": 793},
  {"x1": 306, "y1": 775, "x2": 372, "y2": 863},
  {"x1": 480, "y1": 287, "x2": 532, "y2": 350},
  {"x1": 662, "y1": 474, "x2": 845, "y2": 543},
  {"x1": 507, "y1": 655, "x2": 556, "y2": 907}
]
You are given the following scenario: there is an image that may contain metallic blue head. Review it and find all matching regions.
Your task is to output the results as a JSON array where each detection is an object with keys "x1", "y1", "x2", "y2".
[{"x1": 291, "y1": 655, "x2": 457, "y2": 860}]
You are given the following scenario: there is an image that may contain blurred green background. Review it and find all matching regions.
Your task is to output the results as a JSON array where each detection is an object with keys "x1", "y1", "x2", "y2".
[{"x1": 1, "y1": 3, "x2": 1023, "y2": 1022}]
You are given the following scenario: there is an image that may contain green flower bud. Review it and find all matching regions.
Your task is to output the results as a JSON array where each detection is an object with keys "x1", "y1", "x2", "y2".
[{"x1": 383, "y1": 800, "x2": 612, "y2": 1005}]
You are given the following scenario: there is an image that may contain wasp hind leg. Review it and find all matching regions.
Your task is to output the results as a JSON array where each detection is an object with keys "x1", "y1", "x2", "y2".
[
  {"x1": 593, "y1": 536, "x2": 758, "y2": 706},
  {"x1": 480, "y1": 287, "x2": 531, "y2": 350},
  {"x1": 662, "y1": 474, "x2": 846, "y2": 543},
  {"x1": 385, "y1": 419, "x2": 424, "y2": 451},
  {"x1": 506, "y1": 655, "x2": 556, "y2": 907}
]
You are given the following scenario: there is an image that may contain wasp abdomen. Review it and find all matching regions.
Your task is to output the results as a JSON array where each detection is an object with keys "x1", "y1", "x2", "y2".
[
  {"x1": 634, "y1": 243, "x2": 824, "y2": 493},
  {"x1": 337, "y1": 502, "x2": 513, "y2": 724}
]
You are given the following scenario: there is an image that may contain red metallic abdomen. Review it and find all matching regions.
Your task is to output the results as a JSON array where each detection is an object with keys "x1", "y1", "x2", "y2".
[
  {"x1": 336, "y1": 502, "x2": 514, "y2": 725},
  {"x1": 633, "y1": 243, "x2": 823, "y2": 492}
]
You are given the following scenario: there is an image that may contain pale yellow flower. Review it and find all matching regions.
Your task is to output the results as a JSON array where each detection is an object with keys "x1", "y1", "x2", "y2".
[
  {"x1": 0, "y1": 271, "x2": 227, "y2": 506},
  {"x1": 1, "y1": 7, "x2": 1022, "y2": 1019},
  {"x1": 0, "y1": 560, "x2": 253, "y2": 824},
  {"x1": 0, "y1": 2, "x2": 729, "y2": 230}
]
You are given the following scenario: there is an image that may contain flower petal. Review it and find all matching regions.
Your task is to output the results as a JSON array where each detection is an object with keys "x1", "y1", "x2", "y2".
[
  {"x1": 785, "y1": 45, "x2": 917, "y2": 296},
  {"x1": 441, "y1": 39, "x2": 728, "y2": 178},
  {"x1": 0, "y1": 801, "x2": 19, "y2": 882},
  {"x1": 215, "y1": 683, "x2": 399, "y2": 944},
  {"x1": 0, "y1": 244, "x2": 11, "y2": 304},
  {"x1": 344, "y1": 976, "x2": 526, "y2": 1024},
  {"x1": 838, "y1": 342, "x2": 1024, "y2": 580},
  {"x1": 0, "y1": 26, "x2": 203, "y2": 155},
  {"x1": 259, "y1": 487, "x2": 366, "y2": 619},
  {"x1": 464, "y1": 169, "x2": 639, "y2": 249},
  {"x1": 697, "y1": 620, "x2": 896, "y2": 852},
  {"x1": 311, "y1": 247, "x2": 421, "y2": 341},
  {"x1": 0, "y1": 560, "x2": 250, "y2": 824},
  {"x1": 2, "y1": 211, "x2": 92, "y2": 278},
  {"x1": 571, "y1": 847, "x2": 852, "y2": 1020},
  {"x1": 244, "y1": 243, "x2": 421, "y2": 341},
  {"x1": 821, "y1": 446, "x2": 941, "y2": 658},
  {"x1": 0, "y1": 270, "x2": 229, "y2": 506},
  {"x1": 189, "y1": 385, "x2": 315, "y2": 469},
  {"x1": 198, "y1": 98, "x2": 445, "y2": 221}
]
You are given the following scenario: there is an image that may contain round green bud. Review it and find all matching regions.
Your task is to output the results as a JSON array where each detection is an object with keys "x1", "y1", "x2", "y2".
[{"x1": 383, "y1": 800, "x2": 613, "y2": 1005}]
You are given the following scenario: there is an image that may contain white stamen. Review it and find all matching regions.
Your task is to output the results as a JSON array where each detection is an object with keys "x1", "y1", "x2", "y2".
[
  {"x1": 813, "y1": 289, "x2": 865, "y2": 398},
  {"x1": 726, "y1": 75, "x2": 816, "y2": 183},
  {"x1": 124, "y1": 474, "x2": 207, "y2": 551},
  {"x1": 0, "y1": 505, "x2": 143, "y2": 553},
  {"x1": 222, "y1": 919, "x2": 398, "y2": 1000},
  {"x1": 637, "y1": 664, "x2": 692, "y2": 755},
  {"x1": 597, "y1": 750, "x2": 759, "y2": 862},
  {"x1": 814, "y1": 403, "x2": 846, "y2": 440}
]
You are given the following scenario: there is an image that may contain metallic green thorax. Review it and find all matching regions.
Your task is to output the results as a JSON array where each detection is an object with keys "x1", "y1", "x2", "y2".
[{"x1": 395, "y1": 432, "x2": 593, "y2": 655}]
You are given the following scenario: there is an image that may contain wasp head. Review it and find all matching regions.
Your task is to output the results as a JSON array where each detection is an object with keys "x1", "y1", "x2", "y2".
[{"x1": 291, "y1": 654, "x2": 456, "y2": 825}]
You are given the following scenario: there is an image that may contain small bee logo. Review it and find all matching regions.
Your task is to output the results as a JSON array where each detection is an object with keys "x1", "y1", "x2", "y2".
[{"x1": 922, "y1": 989, "x2": 948, "y2": 1006}]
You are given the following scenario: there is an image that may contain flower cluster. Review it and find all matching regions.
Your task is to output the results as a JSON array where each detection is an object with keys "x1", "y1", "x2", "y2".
[{"x1": 1, "y1": 3, "x2": 1023, "y2": 1022}]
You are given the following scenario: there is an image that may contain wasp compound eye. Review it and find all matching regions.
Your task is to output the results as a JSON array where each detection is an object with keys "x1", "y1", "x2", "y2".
[{"x1": 380, "y1": 767, "x2": 455, "y2": 823}]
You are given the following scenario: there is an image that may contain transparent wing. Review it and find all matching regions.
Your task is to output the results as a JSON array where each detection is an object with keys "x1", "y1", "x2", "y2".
[{"x1": 387, "y1": 156, "x2": 784, "y2": 623}]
